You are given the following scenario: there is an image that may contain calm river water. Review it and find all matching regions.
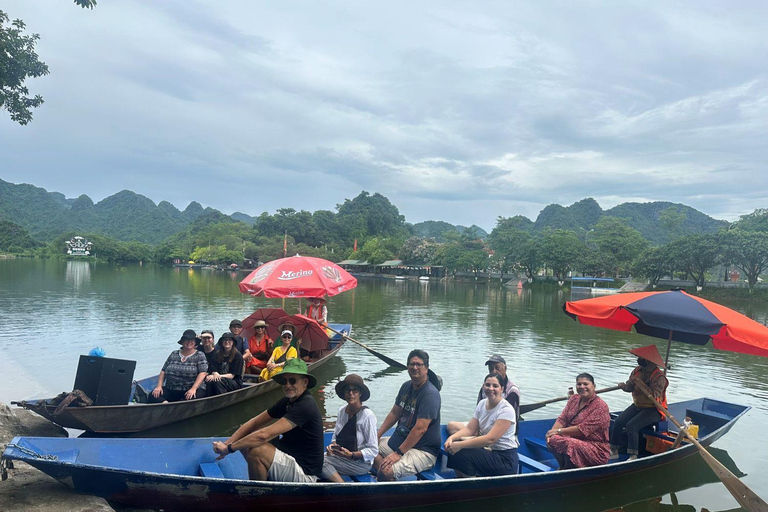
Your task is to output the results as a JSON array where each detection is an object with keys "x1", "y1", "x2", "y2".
[{"x1": 1, "y1": 259, "x2": 766, "y2": 511}]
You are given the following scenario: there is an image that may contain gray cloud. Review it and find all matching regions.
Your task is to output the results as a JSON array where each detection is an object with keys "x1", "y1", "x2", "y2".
[{"x1": 1, "y1": 1, "x2": 767, "y2": 231}]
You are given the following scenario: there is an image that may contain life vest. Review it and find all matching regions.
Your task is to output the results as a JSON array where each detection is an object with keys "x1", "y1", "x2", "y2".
[
  {"x1": 306, "y1": 304, "x2": 327, "y2": 325},
  {"x1": 632, "y1": 367, "x2": 668, "y2": 418}
]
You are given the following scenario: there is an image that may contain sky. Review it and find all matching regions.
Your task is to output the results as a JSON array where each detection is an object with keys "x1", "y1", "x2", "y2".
[{"x1": 1, "y1": 1, "x2": 767, "y2": 231}]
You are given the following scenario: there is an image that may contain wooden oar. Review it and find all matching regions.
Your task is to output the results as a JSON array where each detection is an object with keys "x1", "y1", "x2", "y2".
[
  {"x1": 324, "y1": 326, "x2": 407, "y2": 370},
  {"x1": 519, "y1": 385, "x2": 621, "y2": 414},
  {"x1": 632, "y1": 378, "x2": 768, "y2": 512}
]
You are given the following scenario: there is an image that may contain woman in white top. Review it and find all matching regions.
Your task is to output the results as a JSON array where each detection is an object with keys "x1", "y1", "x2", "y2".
[
  {"x1": 322, "y1": 374, "x2": 379, "y2": 482},
  {"x1": 444, "y1": 373, "x2": 519, "y2": 476}
]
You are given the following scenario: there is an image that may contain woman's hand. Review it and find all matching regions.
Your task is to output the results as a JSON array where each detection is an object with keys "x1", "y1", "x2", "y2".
[
  {"x1": 445, "y1": 440, "x2": 462, "y2": 455},
  {"x1": 205, "y1": 375, "x2": 213, "y2": 382},
  {"x1": 151, "y1": 386, "x2": 163, "y2": 398},
  {"x1": 185, "y1": 387, "x2": 198, "y2": 400},
  {"x1": 335, "y1": 446, "x2": 352, "y2": 459},
  {"x1": 211, "y1": 372, "x2": 221, "y2": 382}
]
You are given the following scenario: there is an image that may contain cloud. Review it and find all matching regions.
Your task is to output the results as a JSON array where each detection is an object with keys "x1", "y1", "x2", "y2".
[{"x1": 1, "y1": 1, "x2": 767, "y2": 230}]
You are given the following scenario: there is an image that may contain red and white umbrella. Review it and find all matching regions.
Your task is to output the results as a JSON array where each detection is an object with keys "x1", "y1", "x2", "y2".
[
  {"x1": 239, "y1": 255, "x2": 357, "y2": 299},
  {"x1": 240, "y1": 308, "x2": 289, "y2": 342},
  {"x1": 275, "y1": 313, "x2": 329, "y2": 352}
]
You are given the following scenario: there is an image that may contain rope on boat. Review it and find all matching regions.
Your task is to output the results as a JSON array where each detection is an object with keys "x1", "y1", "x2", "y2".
[{"x1": 5, "y1": 444, "x2": 59, "y2": 461}]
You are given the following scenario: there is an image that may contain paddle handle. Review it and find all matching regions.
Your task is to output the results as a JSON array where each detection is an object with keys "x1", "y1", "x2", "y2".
[
  {"x1": 324, "y1": 326, "x2": 407, "y2": 370},
  {"x1": 632, "y1": 378, "x2": 768, "y2": 512},
  {"x1": 519, "y1": 385, "x2": 621, "y2": 414}
]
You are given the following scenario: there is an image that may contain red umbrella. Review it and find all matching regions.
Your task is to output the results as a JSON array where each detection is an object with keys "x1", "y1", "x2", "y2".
[
  {"x1": 241, "y1": 308, "x2": 289, "y2": 342},
  {"x1": 275, "y1": 313, "x2": 329, "y2": 352},
  {"x1": 239, "y1": 255, "x2": 357, "y2": 299},
  {"x1": 563, "y1": 289, "x2": 768, "y2": 366}
]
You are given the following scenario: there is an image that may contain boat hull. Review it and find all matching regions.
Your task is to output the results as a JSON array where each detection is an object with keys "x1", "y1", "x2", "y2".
[
  {"x1": 13, "y1": 328, "x2": 349, "y2": 433},
  {"x1": 3, "y1": 398, "x2": 750, "y2": 511}
]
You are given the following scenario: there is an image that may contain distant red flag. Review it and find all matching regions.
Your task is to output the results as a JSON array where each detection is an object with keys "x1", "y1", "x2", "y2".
[
  {"x1": 283, "y1": 233, "x2": 288, "y2": 257},
  {"x1": 353, "y1": 238, "x2": 357, "y2": 252}
]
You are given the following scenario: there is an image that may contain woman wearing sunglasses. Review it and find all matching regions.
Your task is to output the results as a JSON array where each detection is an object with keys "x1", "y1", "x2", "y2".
[
  {"x1": 259, "y1": 330, "x2": 298, "y2": 382},
  {"x1": 322, "y1": 374, "x2": 378, "y2": 482},
  {"x1": 244, "y1": 320, "x2": 273, "y2": 375}
]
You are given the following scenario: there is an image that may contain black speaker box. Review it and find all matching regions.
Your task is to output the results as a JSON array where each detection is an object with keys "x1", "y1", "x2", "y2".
[{"x1": 73, "y1": 356, "x2": 136, "y2": 406}]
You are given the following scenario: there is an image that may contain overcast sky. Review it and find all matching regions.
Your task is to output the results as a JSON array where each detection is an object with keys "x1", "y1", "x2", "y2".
[{"x1": 2, "y1": 1, "x2": 766, "y2": 231}]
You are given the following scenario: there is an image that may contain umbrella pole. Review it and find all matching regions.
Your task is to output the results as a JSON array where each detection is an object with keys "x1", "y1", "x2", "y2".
[
  {"x1": 632, "y1": 378, "x2": 768, "y2": 512},
  {"x1": 663, "y1": 330, "x2": 673, "y2": 374}
]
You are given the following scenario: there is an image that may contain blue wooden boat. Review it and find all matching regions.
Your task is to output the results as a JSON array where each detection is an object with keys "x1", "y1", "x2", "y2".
[
  {"x1": 2, "y1": 397, "x2": 749, "y2": 511},
  {"x1": 11, "y1": 324, "x2": 351, "y2": 434}
]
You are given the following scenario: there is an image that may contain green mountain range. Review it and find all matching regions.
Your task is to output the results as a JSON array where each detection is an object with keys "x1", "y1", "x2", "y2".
[{"x1": 0, "y1": 179, "x2": 727, "y2": 248}]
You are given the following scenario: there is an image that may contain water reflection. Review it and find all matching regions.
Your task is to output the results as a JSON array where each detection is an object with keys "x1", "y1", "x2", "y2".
[{"x1": 65, "y1": 260, "x2": 91, "y2": 290}]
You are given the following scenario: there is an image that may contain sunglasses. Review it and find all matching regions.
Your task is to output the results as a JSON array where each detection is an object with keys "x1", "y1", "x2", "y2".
[
  {"x1": 408, "y1": 362, "x2": 425, "y2": 368},
  {"x1": 345, "y1": 387, "x2": 360, "y2": 393},
  {"x1": 282, "y1": 377, "x2": 303, "y2": 386},
  {"x1": 282, "y1": 334, "x2": 293, "y2": 339},
  {"x1": 200, "y1": 336, "x2": 213, "y2": 340},
  {"x1": 255, "y1": 326, "x2": 266, "y2": 329}
]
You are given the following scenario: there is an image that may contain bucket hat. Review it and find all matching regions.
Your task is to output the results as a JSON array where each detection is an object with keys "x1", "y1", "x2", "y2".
[
  {"x1": 335, "y1": 374, "x2": 370, "y2": 402},
  {"x1": 273, "y1": 358, "x2": 317, "y2": 389}
]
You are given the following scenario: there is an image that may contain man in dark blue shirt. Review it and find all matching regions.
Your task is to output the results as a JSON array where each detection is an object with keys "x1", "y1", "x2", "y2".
[{"x1": 374, "y1": 349, "x2": 441, "y2": 481}]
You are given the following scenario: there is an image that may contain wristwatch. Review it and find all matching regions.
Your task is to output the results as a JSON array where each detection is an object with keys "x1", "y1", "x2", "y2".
[
  {"x1": 557, "y1": 428, "x2": 562, "y2": 434},
  {"x1": 395, "y1": 448, "x2": 404, "y2": 456},
  {"x1": 227, "y1": 443, "x2": 235, "y2": 453}
]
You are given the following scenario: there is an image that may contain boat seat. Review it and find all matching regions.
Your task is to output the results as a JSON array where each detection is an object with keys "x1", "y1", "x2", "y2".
[
  {"x1": 686, "y1": 409, "x2": 729, "y2": 432},
  {"x1": 199, "y1": 462, "x2": 225, "y2": 478},
  {"x1": 518, "y1": 453, "x2": 554, "y2": 473},
  {"x1": 417, "y1": 468, "x2": 444, "y2": 480},
  {"x1": 349, "y1": 473, "x2": 377, "y2": 483},
  {"x1": 524, "y1": 437, "x2": 550, "y2": 452}
]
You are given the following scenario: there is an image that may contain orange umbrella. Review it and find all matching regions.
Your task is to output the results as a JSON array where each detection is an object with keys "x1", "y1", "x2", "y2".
[{"x1": 564, "y1": 289, "x2": 768, "y2": 366}]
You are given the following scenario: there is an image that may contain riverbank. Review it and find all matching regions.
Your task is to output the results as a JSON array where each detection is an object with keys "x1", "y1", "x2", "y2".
[{"x1": 0, "y1": 403, "x2": 153, "y2": 512}]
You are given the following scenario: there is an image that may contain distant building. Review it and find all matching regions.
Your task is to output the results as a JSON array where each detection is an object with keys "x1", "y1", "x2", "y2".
[{"x1": 66, "y1": 236, "x2": 92, "y2": 256}]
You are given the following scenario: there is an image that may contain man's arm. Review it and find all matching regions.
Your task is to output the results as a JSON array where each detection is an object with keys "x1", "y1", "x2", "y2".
[
  {"x1": 226, "y1": 410, "x2": 274, "y2": 444},
  {"x1": 377, "y1": 405, "x2": 402, "y2": 440},
  {"x1": 396, "y1": 417, "x2": 431, "y2": 453}
]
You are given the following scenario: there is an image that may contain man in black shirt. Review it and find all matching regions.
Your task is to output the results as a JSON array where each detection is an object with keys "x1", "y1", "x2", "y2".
[{"x1": 212, "y1": 358, "x2": 323, "y2": 482}]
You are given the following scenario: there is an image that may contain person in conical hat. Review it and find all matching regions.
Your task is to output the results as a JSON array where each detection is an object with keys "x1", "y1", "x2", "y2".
[{"x1": 609, "y1": 345, "x2": 669, "y2": 461}]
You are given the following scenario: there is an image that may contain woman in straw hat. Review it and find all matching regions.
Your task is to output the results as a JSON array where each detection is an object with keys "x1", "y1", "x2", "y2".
[
  {"x1": 244, "y1": 320, "x2": 273, "y2": 375},
  {"x1": 322, "y1": 374, "x2": 379, "y2": 482},
  {"x1": 609, "y1": 345, "x2": 669, "y2": 460}
]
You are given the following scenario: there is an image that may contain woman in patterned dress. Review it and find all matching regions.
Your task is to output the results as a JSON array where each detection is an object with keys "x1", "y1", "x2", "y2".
[{"x1": 545, "y1": 373, "x2": 610, "y2": 469}]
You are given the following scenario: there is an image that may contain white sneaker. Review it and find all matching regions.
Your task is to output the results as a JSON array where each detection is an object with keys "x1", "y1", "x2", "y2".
[
  {"x1": 627, "y1": 454, "x2": 637, "y2": 461},
  {"x1": 609, "y1": 449, "x2": 619, "y2": 460}
]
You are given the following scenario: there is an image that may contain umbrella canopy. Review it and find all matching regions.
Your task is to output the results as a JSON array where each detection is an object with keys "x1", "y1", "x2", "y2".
[
  {"x1": 564, "y1": 290, "x2": 768, "y2": 364},
  {"x1": 240, "y1": 308, "x2": 289, "y2": 342},
  {"x1": 239, "y1": 255, "x2": 357, "y2": 299},
  {"x1": 274, "y1": 313, "x2": 329, "y2": 352}
]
